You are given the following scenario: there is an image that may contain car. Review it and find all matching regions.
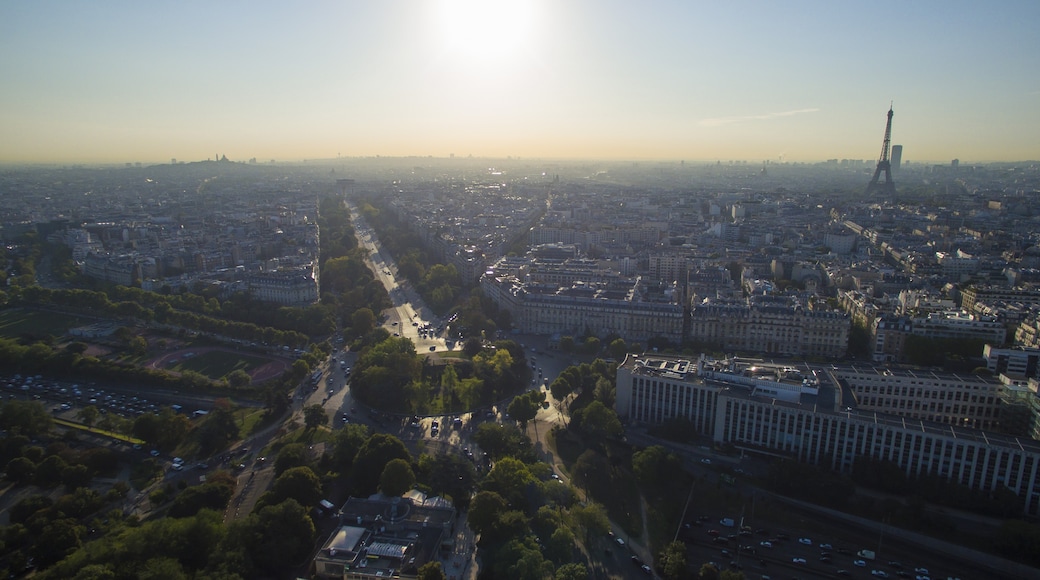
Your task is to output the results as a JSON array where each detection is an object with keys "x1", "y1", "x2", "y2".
[
  {"x1": 720, "y1": 550, "x2": 731, "y2": 557},
  {"x1": 615, "y1": 537, "x2": 625, "y2": 546},
  {"x1": 854, "y1": 560, "x2": 867, "y2": 567},
  {"x1": 171, "y1": 463, "x2": 183, "y2": 471},
  {"x1": 630, "y1": 555, "x2": 642, "y2": 565},
  {"x1": 640, "y1": 564, "x2": 652, "y2": 574},
  {"x1": 887, "y1": 562, "x2": 903, "y2": 569},
  {"x1": 871, "y1": 571, "x2": 889, "y2": 578},
  {"x1": 913, "y1": 569, "x2": 929, "y2": 575},
  {"x1": 550, "y1": 473, "x2": 560, "y2": 480},
  {"x1": 819, "y1": 543, "x2": 833, "y2": 550},
  {"x1": 792, "y1": 558, "x2": 806, "y2": 564},
  {"x1": 707, "y1": 529, "x2": 720, "y2": 536},
  {"x1": 798, "y1": 537, "x2": 812, "y2": 545},
  {"x1": 172, "y1": 457, "x2": 184, "y2": 465},
  {"x1": 914, "y1": 576, "x2": 930, "y2": 580},
  {"x1": 701, "y1": 458, "x2": 712, "y2": 465},
  {"x1": 759, "y1": 541, "x2": 772, "y2": 548}
]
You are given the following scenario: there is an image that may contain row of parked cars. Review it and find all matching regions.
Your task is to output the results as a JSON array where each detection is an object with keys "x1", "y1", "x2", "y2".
[{"x1": 4, "y1": 374, "x2": 166, "y2": 419}]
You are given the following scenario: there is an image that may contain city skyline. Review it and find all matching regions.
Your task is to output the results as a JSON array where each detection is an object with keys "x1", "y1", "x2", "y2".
[{"x1": 2, "y1": 0, "x2": 1038, "y2": 165}]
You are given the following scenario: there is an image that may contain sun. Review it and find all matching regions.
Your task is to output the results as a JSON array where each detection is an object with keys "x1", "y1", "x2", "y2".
[{"x1": 436, "y1": 0, "x2": 538, "y2": 65}]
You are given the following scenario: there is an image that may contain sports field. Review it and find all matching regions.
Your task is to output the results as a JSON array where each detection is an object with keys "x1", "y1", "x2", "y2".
[
  {"x1": 146, "y1": 343, "x2": 291, "y2": 383},
  {"x1": 165, "y1": 349, "x2": 271, "y2": 380}
]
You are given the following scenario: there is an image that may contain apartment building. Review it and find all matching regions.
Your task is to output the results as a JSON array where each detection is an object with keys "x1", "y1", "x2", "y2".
[
  {"x1": 481, "y1": 258, "x2": 684, "y2": 344},
  {"x1": 689, "y1": 297, "x2": 850, "y2": 358},
  {"x1": 246, "y1": 265, "x2": 319, "y2": 307}
]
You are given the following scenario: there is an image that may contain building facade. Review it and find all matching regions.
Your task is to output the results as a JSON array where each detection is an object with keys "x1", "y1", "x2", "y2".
[{"x1": 615, "y1": 354, "x2": 1040, "y2": 516}]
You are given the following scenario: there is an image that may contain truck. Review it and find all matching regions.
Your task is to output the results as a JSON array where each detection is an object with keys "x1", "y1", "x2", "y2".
[{"x1": 856, "y1": 549, "x2": 875, "y2": 560}]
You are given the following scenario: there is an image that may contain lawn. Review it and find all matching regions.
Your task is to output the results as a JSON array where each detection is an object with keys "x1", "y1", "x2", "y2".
[
  {"x1": 169, "y1": 350, "x2": 270, "y2": 380},
  {"x1": 0, "y1": 307, "x2": 93, "y2": 339}
]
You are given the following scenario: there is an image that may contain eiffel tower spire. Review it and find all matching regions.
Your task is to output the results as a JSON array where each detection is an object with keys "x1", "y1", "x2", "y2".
[{"x1": 865, "y1": 106, "x2": 896, "y2": 196}]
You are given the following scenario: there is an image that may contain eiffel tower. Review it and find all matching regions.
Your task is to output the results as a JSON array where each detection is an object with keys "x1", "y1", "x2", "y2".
[{"x1": 865, "y1": 106, "x2": 896, "y2": 196}]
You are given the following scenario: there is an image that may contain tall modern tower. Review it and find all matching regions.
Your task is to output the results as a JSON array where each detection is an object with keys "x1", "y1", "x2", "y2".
[
  {"x1": 890, "y1": 145, "x2": 902, "y2": 172},
  {"x1": 865, "y1": 106, "x2": 896, "y2": 196}
]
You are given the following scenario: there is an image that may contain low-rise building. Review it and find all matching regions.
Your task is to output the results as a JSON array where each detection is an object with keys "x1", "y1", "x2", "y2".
[{"x1": 314, "y1": 492, "x2": 456, "y2": 580}]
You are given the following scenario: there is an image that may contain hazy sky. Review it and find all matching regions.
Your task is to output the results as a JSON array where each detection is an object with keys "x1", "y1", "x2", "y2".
[{"x1": 2, "y1": 1, "x2": 1038, "y2": 164}]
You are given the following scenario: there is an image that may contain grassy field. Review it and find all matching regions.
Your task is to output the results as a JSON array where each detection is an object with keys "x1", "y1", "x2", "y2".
[
  {"x1": 169, "y1": 350, "x2": 270, "y2": 380},
  {"x1": 0, "y1": 308, "x2": 93, "y2": 339}
]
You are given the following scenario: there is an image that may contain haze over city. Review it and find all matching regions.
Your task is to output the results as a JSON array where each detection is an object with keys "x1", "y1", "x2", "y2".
[{"x1": 2, "y1": 0, "x2": 1039, "y2": 165}]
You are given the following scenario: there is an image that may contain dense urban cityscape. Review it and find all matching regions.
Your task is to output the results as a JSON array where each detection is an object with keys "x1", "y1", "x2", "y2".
[{"x1": 0, "y1": 150, "x2": 1038, "y2": 580}]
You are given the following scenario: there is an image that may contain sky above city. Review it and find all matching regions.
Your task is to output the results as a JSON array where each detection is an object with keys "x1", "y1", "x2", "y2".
[{"x1": 2, "y1": 0, "x2": 1038, "y2": 165}]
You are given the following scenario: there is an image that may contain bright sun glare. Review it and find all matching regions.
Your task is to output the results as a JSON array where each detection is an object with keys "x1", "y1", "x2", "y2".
[{"x1": 437, "y1": 0, "x2": 537, "y2": 64}]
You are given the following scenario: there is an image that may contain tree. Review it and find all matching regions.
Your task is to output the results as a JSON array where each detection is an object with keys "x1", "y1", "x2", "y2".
[
  {"x1": 559, "y1": 336, "x2": 575, "y2": 353},
  {"x1": 608, "y1": 338, "x2": 628, "y2": 360},
  {"x1": 556, "y1": 563, "x2": 589, "y2": 580},
  {"x1": 697, "y1": 563, "x2": 721, "y2": 580},
  {"x1": 574, "y1": 401, "x2": 623, "y2": 446},
  {"x1": 417, "y1": 561, "x2": 447, "y2": 580},
  {"x1": 129, "y1": 335, "x2": 148, "y2": 356},
  {"x1": 303, "y1": 404, "x2": 328, "y2": 431},
  {"x1": 248, "y1": 499, "x2": 316, "y2": 575},
  {"x1": 507, "y1": 391, "x2": 540, "y2": 430},
  {"x1": 658, "y1": 540, "x2": 690, "y2": 580},
  {"x1": 483, "y1": 457, "x2": 537, "y2": 510},
  {"x1": 195, "y1": 402, "x2": 240, "y2": 455},
  {"x1": 495, "y1": 539, "x2": 553, "y2": 580},
  {"x1": 274, "y1": 443, "x2": 311, "y2": 476},
  {"x1": 31, "y1": 517, "x2": 83, "y2": 569},
  {"x1": 379, "y1": 458, "x2": 415, "y2": 497},
  {"x1": 78, "y1": 405, "x2": 99, "y2": 428},
  {"x1": 226, "y1": 369, "x2": 252, "y2": 388},
  {"x1": 329, "y1": 423, "x2": 370, "y2": 474},
  {"x1": 350, "y1": 433, "x2": 411, "y2": 495},
  {"x1": 5, "y1": 456, "x2": 36, "y2": 484},
  {"x1": 546, "y1": 526, "x2": 576, "y2": 565},
  {"x1": 265, "y1": 466, "x2": 323, "y2": 509},
  {"x1": 0, "y1": 400, "x2": 52, "y2": 436},
  {"x1": 567, "y1": 501, "x2": 610, "y2": 545},
  {"x1": 351, "y1": 308, "x2": 376, "y2": 336},
  {"x1": 168, "y1": 481, "x2": 235, "y2": 518},
  {"x1": 467, "y1": 491, "x2": 508, "y2": 536},
  {"x1": 632, "y1": 445, "x2": 681, "y2": 489},
  {"x1": 138, "y1": 557, "x2": 188, "y2": 580},
  {"x1": 9, "y1": 494, "x2": 52, "y2": 524},
  {"x1": 35, "y1": 454, "x2": 68, "y2": 488}
]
